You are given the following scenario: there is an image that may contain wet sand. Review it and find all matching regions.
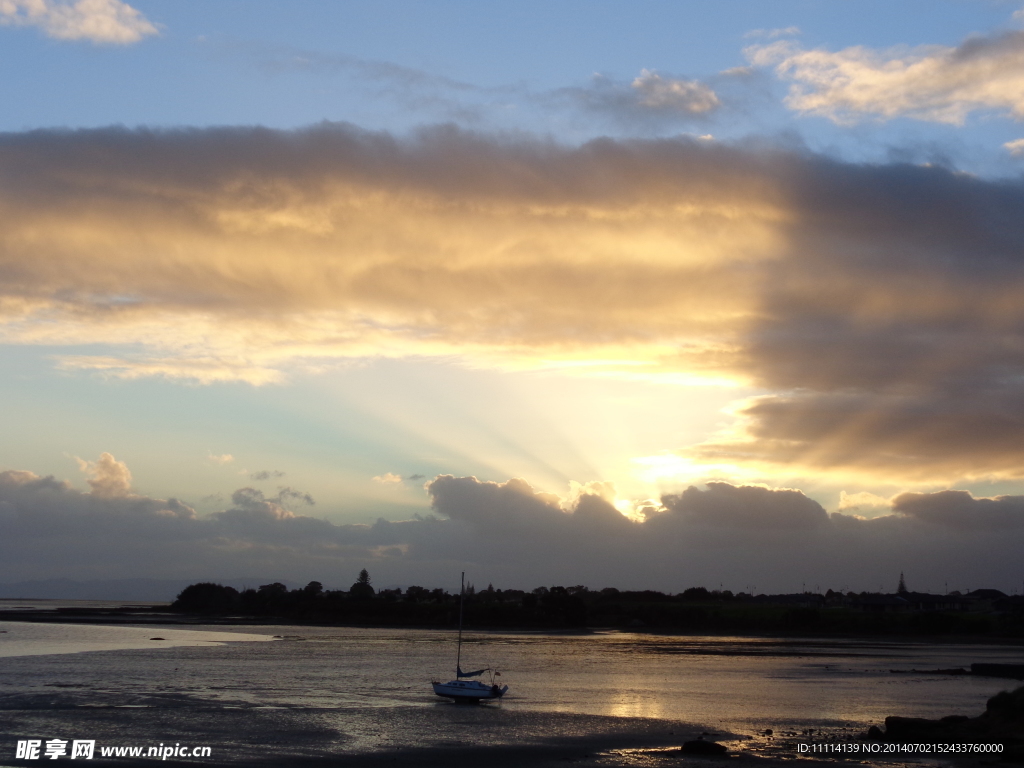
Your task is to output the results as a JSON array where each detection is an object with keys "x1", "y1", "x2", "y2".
[
  {"x1": 0, "y1": 688, "x2": 956, "y2": 768},
  {"x1": 1, "y1": 702, "x2": 869, "y2": 768}
]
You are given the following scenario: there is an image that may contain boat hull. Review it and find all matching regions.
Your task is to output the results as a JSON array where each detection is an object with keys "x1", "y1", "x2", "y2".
[{"x1": 432, "y1": 680, "x2": 508, "y2": 702}]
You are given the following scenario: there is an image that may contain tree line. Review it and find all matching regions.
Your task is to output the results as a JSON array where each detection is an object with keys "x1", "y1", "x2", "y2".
[{"x1": 170, "y1": 574, "x2": 1024, "y2": 637}]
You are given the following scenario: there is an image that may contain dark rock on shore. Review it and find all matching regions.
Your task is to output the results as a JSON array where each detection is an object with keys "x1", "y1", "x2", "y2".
[
  {"x1": 879, "y1": 684, "x2": 1024, "y2": 761},
  {"x1": 681, "y1": 739, "x2": 727, "y2": 755},
  {"x1": 883, "y1": 716, "x2": 969, "y2": 742}
]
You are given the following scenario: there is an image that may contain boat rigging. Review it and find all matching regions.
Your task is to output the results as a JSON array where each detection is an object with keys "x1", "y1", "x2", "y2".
[{"x1": 431, "y1": 572, "x2": 508, "y2": 703}]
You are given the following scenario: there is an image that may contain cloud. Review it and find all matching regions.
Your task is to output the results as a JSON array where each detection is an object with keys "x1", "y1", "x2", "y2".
[
  {"x1": 838, "y1": 491, "x2": 892, "y2": 513},
  {"x1": 250, "y1": 470, "x2": 285, "y2": 481},
  {"x1": 407, "y1": 474, "x2": 425, "y2": 481},
  {"x1": 630, "y1": 70, "x2": 720, "y2": 114},
  {"x1": 207, "y1": 453, "x2": 234, "y2": 465},
  {"x1": 372, "y1": 473, "x2": 403, "y2": 485},
  {"x1": 6, "y1": 126, "x2": 1024, "y2": 483},
  {"x1": 748, "y1": 31, "x2": 1024, "y2": 124},
  {"x1": 4, "y1": 464, "x2": 1020, "y2": 592},
  {"x1": 892, "y1": 489, "x2": 1024, "y2": 530},
  {"x1": 671, "y1": 156, "x2": 1024, "y2": 483},
  {"x1": 429, "y1": 477, "x2": 1024, "y2": 590},
  {"x1": 0, "y1": 124, "x2": 781, "y2": 387},
  {"x1": 251, "y1": 42, "x2": 476, "y2": 94},
  {"x1": 553, "y1": 69, "x2": 736, "y2": 129},
  {"x1": 660, "y1": 482, "x2": 828, "y2": 530},
  {"x1": 58, "y1": 355, "x2": 286, "y2": 386},
  {"x1": 75, "y1": 452, "x2": 131, "y2": 497},
  {"x1": 272, "y1": 487, "x2": 315, "y2": 507},
  {"x1": 233, "y1": 41, "x2": 729, "y2": 131},
  {"x1": 0, "y1": 0, "x2": 158, "y2": 44},
  {"x1": 688, "y1": 389, "x2": 1024, "y2": 482},
  {"x1": 236, "y1": 41, "x2": 489, "y2": 124},
  {"x1": 0, "y1": 467, "x2": 342, "y2": 582},
  {"x1": 1006, "y1": 138, "x2": 1024, "y2": 155}
]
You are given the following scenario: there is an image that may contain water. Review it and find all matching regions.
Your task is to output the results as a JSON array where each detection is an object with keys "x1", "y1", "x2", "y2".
[
  {"x1": 0, "y1": 621, "x2": 273, "y2": 658},
  {"x1": 1, "y1": 622, "x2": 1022, "y2": 763},
  {"x1": 0, "y1": 599, "x2": 170, "y2": 612}
]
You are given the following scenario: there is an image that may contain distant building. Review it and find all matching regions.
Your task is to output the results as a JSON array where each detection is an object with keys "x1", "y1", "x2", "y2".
[
  {"x1": 965, "y1": 589, "x2": 1007, "y2": 611},
  {"x1": 897, "y1": 592, "x2": 969, "y2": 612},
  {"x1": 851, "y1": 594, "x2": 909, "y2": 612}
]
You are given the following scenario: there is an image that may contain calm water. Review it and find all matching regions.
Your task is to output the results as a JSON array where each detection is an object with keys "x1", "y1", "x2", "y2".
[
  {"x1": 1, "y1": 622, "x2": 1022, "y2": 762},
  {"x1": 0, "y1": 621, "x2": 273, "y2": 658}
]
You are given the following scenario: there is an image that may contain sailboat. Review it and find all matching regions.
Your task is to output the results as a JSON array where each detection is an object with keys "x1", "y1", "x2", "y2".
[{"x1": 431, "y1": 573, "x2": 509, "y2": 703}]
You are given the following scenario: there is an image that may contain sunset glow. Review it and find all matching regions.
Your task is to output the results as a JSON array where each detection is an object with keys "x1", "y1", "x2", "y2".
[{"x1": 3, "y1": 1, "x2": 1024, "y2": 594}]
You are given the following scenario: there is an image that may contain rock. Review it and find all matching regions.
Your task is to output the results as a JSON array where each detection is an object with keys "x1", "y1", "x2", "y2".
[
  {"x1": 681, "y1": 740, "x2": 728, "y2": 755},
  {"x1": 940, "y1": 715, "x2": 969, "y2": 725},
  {"x1": 879, "y1": 686, "x2": 1024, "y2": 749},
  {"x1": 884, "y1": 716, "x2": 952, "y2": 741},
  {"x1": 866, "y1": 726, "x2": 884, "y2": 741}
]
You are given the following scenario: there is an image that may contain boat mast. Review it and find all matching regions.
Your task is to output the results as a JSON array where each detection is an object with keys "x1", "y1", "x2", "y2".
[{"x1": 456, "y1": 571, "x2": 464, "y2": 677}]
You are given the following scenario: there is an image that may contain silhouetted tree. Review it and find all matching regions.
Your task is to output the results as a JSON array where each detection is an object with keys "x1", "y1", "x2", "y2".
[
  {"x1": 681, "y1": 587, "x2": 711, "y2": 601},
  {"x1": 172, "y1": 583, "x2": 240, "y2": 614},
  {"x1": 350, "y1": 570, "x2": 375, "y2": 600},
  {"x1": 404, "y1": 585, "x2": 430, "y2": 602}
]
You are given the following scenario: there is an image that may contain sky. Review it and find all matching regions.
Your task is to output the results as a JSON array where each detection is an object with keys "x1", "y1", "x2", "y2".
[{"x1": 3, "y1": 0, "x2": 1024, "y2": 595}]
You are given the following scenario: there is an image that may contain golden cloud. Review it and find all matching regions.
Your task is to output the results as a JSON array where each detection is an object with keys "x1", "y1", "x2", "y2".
[
  {"x1": 0, "y1": 125, "x2": 788, "y2": 384},
  {"x1": 6, "y1": 125, "x2": 1024, "y2": 484}
]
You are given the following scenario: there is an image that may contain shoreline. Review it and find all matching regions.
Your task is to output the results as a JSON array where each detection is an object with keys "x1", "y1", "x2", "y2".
[
  {"x1": 3, "y1": 606, "x2": 1024, "y2": 647},
  {"x1": 2, "y1": 610, "x2": 1024, "y2": 651}
]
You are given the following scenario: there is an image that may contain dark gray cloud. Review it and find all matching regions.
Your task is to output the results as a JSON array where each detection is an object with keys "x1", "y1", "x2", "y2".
[
  {"x1": 250, "y1": 470, "x2": 286, "y2": 481},
  {"x1": 6, "y1": 468, "x2": 1012, "y2": 592},
  {"x1": 691, "y1": 389, "x2": 1024, "y2": 481},
  {"x1": 893, "y1": 489, "x2": 1024, "y2": 530},
  {"x1": 0, "y1": 469, "x2": 365, "y2": 583},
  {"x1": 274, "y1": 486, "x2": 315, "y2": 506},
  {"x1": 686, "y1": 158, "x2": 1024, "y2": 480},
  {"x1": 425, "y1": 476, "x2": 1024, "y2": 592},
  {"x1": 660, "y1": 482, "x2": 828, "y2": 530}
]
